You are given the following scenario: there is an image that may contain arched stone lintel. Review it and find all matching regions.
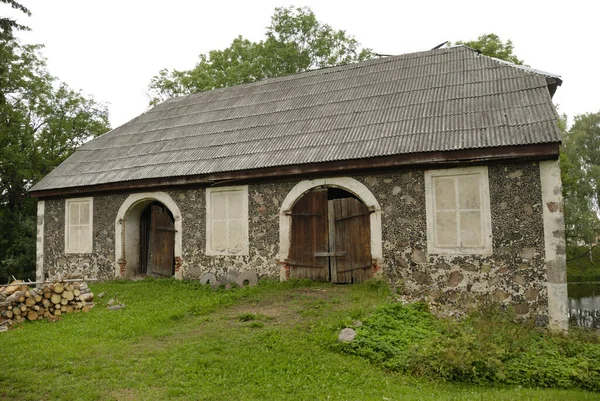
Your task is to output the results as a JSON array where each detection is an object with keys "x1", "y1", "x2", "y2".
[
  {"x1": 278, "y1": 177, "x2": 383, "y2": 280},
  {"x1": 114, "y1": 192, "x2": 183, "y2": 279}
]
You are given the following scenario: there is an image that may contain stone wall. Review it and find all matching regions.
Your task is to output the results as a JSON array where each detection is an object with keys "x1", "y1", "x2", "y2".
[
  {"x1": 43, "y1": 194, "x2": 127, "y2": 281},
  {"x1": 360, "y1": 162, "x2": 547, "y2": 324},
  {"x1": 40, "y1": 161, "x2": 550, "y2": 322},
  {"x1": 171, "y1": 182, "x2": 296, "y2": 280}
]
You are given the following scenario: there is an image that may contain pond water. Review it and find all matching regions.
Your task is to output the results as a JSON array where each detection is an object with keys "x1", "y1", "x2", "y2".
[{"x1": 568, "y1": 283, "x2": 600, "y2": 328}]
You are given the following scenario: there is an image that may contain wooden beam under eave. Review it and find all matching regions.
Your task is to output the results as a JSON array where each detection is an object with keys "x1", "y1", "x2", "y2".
[{"x1": 29, "y1": 143, "x2": 560, "y2": 199}]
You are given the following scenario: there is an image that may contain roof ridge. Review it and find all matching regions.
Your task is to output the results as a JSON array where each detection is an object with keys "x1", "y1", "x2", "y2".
[{"x1": 160, "y1": 47, "x2": 465, "y2": 106}]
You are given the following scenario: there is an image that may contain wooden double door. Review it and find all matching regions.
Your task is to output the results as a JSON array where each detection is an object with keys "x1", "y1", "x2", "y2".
[
  {"x1": 140, "y1": 203, "x2": 175, "y2": 277},
  {"x1": 287, "y1": 188, "x2": 372, "y2": 283}
]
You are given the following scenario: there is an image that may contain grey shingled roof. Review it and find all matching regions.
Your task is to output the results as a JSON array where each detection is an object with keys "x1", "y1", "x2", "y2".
[{"x1": 31, "y1": 46, "x2": 562, "y2": 192}]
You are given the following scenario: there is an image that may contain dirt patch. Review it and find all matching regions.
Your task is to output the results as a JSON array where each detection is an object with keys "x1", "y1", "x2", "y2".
[{"x1": 128, "y1": 285, "x2": 356, "y2": 354}]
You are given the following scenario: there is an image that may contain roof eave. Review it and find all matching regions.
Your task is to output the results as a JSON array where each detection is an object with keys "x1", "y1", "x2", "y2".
[{"x1": 30, "y1": 143, "x2": 560, "y2": 199}]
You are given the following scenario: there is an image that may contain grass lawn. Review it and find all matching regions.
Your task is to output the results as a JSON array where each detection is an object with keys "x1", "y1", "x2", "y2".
[{"x1": 0, "y1": 279, "x2": 597, "y2": 400}]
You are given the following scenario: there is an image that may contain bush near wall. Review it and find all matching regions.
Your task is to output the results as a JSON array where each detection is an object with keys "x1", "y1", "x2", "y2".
[
  {"x1": 337, "y1": 302, "x2": 600, "y2": 392},
  {"x1": 567, "y1": 246, "x2": 600, "y2": 282}
]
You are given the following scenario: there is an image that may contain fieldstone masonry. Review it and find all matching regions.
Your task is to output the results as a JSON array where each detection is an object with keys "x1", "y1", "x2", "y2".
[{"x1": 39, "y1": 161, "x2": 559, "y2": 325}]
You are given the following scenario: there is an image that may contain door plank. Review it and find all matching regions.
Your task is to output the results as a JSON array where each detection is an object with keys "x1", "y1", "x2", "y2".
[
  {"x1": 288, "y1": 189, "x2": 329, "y2": 281},
  {"x1": 148, "y1": 205, "x2": 175, "y2": 277},
  {"x1": 333, "y1": 197, "x2": 372, "y2": 283}
]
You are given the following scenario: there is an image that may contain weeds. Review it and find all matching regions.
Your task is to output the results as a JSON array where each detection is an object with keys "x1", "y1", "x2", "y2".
[{"x1": 338, "y1": 300, "x2": 600, "y2": 392}]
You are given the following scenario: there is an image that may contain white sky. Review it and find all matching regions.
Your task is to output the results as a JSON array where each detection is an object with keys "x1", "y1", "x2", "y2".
[{"x1": 8, "y1": 0, "x2": 600, "y2": 128}]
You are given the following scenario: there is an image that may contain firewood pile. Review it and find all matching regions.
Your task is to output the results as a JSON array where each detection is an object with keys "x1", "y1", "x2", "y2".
[{"x1": 0, "y1": 280, "x2": 94, "y2": 331}]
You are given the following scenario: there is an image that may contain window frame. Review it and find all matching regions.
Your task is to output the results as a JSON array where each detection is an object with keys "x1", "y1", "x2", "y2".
[
  {"x1": 64, "y1": 197, "x2": 93, "y2": 254},
  {"x1": 424, "y1": 166, "x2": 493, "y2": 255},
  {"x1": 205, "y1": 185, "x2": 249, "y2": 256}
]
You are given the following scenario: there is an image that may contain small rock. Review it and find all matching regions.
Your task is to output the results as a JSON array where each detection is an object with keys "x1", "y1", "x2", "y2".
[
  {"x1": 461, "y1": 264, "x2": 478, "y2": 272},
  {"x1": 107, "y1": 304, "x2": 126, "y2": 311},
  {"x1": 97, "y1": 292, "x2": 106, "y2": 298},
  {"x1": 446, "y1": 271, "x2": 463, "y2": 287},
  {"x1": 493, "y1": 289, "x2": 510, "y2": 301},
  {"x1": 546, "y1": 202, "x2": 560, "y2": 213},
  {"x1": 352, "y1": 320, "x2": 363, "y2": 328},
  {"x1": 520, "y1": 248, "x2": 536, "y2": 261},
  {"x1": 395, "y1": 256, "x2": 408, "y2": 268},
  {"x1": 413, "y1": 271, "x2": 432, "y2": 285},
  {"x1": 435, "y1": 262, "x2": 451, "y2": 271},
  {"x1": 514, "y1": 303, "x2": 529, "y2": 315},
  {"x1": 488, "y1": 277, "x2": 501, "y2": 286},
  {"x1": 107, "y1": 299, "x2": 115, "y2": 306},
  {"x1": 508, "y1": 170, "x2": 523, "y2": 179},
  {"x1": 338, "y1": 328, "x2": 357, "y2": 343},
  {"x1": 525, "y1": 288, "x2": 539, "y2": 301},
  {"x1": 513, "y1": 274, "x2": 526, "y2": 286},
  {"x1": 411, "y1": 249, "x2": 427, "y2": 263}
]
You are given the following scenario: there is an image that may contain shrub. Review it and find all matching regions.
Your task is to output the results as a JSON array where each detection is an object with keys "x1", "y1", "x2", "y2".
[
  {"x1": 567, "y1": 246, "x2": 600, "y2": 282},
  {"x1": 338, "y1": 301, "x2": 600, "y2": 391}
]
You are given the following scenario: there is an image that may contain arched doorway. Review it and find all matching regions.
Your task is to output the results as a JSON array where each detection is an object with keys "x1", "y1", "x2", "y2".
[
  {"x1": 115, "y1": 192, "x2": 183, "y2": 279},
  {"x1": 285, "y1": 186, "x2": 374, "y2": 283}
]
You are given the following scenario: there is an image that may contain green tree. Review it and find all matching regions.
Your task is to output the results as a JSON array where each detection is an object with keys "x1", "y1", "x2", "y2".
[
  {"x1": 561, "y1": 112, "x2": 600, "y2": 248},
  {"x1": 455, "y1": 33, "x2": 523, "y2": 65},
  {"x1": 0, "y1": 33, "x2": 110, "y2": 281},
  {"x1": 0, "y1": 0, "x2": 30, "y2": 38},
  {"x1": 148, "y1": 6, "x2": 372, "y2": 105}
]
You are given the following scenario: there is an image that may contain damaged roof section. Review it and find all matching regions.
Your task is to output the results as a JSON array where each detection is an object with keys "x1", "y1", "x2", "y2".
[{"x1": 31, "y1": 45, "x2": 562, "y2": 194}]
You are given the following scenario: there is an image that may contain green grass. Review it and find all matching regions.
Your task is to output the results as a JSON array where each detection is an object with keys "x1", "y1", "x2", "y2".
[{"x1": 0, "y1": 278, "x2": 597, "y2": 400}]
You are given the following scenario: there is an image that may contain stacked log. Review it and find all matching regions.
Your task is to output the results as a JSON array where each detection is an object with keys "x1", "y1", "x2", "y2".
[{"x1": 0, "y1": 280, "x2": 94, "y2": 330}]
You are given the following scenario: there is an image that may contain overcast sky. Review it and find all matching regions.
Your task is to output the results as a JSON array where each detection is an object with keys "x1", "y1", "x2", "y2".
[{"x1": 9, "y1": 0, "x2": 600, "y2": 128}]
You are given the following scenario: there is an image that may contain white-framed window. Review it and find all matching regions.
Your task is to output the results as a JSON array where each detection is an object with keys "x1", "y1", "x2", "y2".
[
  {"x1": 65, "y1": 197, "x2": 93, "y2": 254},
  {"x1": 425, "y1": 166, "x2": 492, "y2": 255},
  {"x1": 205, "y1": 186, "x2": 249, "y2": 256}
]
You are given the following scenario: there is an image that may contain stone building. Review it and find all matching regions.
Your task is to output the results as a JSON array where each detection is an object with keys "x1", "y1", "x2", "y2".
[{"x1": 30, "y1": 46, "x2": 568, "y2": 330}]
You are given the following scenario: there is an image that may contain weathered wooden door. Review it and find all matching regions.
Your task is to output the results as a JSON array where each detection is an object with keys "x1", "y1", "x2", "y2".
[
  {"x1": 147, "y1": 204, "x2": 175, "y2": 277},
  {"x1": 287, "y1": 189, "x2": 372, "y2": 283},
  {"x1": 330, "y1": 198, "x2": 372, "y2": 283},
  {"x1": 287, "y1": 189, "x2": 329, "y2": 281}
]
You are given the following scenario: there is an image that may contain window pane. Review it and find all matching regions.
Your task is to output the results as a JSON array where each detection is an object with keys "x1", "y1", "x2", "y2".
[
  {"x1": 434, "y1": 177, "x2": 456, "y2": 210},
  {"x1": 211, "y1": 192, "x2": 227, "y2": 220},
  {"x1": 460, "y1": 211, "x2": 482, "y2": 246},
  {"x1": 227, "y1": 191, "x2": 244, "y2": 220},
  {"x1": 69, "y1": 203, "x2": 79, "y2": 225},
  {"x1": 458, "y1": 176, "x2": 481, "y2": 209},
  {"x1": 228, "y1": 220, "x2": 245, "y2": 251},
  {"x1": 69, "y1": 226, "x2": 78, "y2": 250},
  {"x1": 211, "y1": 220, "x2": 227, "y2": 251},
  {"x1": 436, "y1": 211, "x2": 457, "y2": 246},
  {"x1": 79, "y1": 202, "x2": 90, "y2": 225},
  {"x1": 79, "y1": 226, "x2": 91, "y2": 251}
]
